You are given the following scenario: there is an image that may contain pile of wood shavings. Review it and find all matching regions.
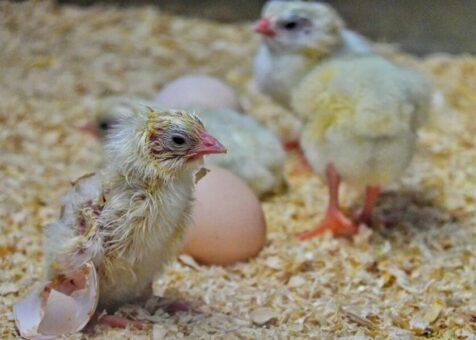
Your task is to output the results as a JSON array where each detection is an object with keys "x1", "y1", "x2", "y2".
[{"x1": 1, "y1": 1, "x2": 476, "y2": 339}]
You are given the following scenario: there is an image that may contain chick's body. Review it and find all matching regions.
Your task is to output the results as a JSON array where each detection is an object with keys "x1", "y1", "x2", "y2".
[
  {"x1": 294, "y1": 55, "x2": 431, "y2": 187},
  {"x1": 199, "y1": 108, "x2": 285, "y2": 196},
  {"x1": 43, "y1": 106, "x2": 225, "y2": 311}
]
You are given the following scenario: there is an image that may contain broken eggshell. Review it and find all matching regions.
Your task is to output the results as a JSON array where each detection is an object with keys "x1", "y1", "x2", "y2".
[{"x1": 14, "y1": 261, "x2": 98, "y2": 339}]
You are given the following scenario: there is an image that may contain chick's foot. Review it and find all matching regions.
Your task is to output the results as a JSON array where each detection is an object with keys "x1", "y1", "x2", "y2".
[
  {"x1": 99, "y1": 314, "x2": 146, "y2": 329},
  {"x1": 298, "y1": 163, "x2": 358, "y2": 239},
  {"x1": 144, "y1": 296, "x2": 198, "y2": 315},
  {"x1": 298, "y1": 209, "x2": 357, "y2": 239}
]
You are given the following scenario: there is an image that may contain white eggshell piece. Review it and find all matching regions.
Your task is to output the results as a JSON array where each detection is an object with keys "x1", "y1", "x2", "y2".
[
  {"x1": 14, "y1": 262, "x2": 99, "y2": 339},
  {"x1": 13, "y1": 283, "x2": 52, "y2": 340},
  {"x1": 37, "y1": 290, "x2": 78, "y2": 336}
]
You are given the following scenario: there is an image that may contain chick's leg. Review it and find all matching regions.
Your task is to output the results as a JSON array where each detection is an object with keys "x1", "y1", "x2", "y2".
[
  {"x1": 284, "y1": 139, "x2": 300, "y2": 151},
  {"x1": 355, "y1": 185, "x2": 381, "y2": 226},
  {"x1": 298, "y1": 164, "x2": 357, "y2": 239}
]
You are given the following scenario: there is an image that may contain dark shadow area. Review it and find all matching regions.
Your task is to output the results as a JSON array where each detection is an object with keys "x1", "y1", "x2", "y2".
[{"x1": 362, "y1": 189, "x2": 456, "y2": 237}]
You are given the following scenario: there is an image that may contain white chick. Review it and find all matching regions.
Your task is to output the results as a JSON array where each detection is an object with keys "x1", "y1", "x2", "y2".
[
  {"x1": 43, "y1": 106, "x2": 226, "y2": 325},
  {"x1": 90, "y1": 96, "x2": 286, "y2": 197},
  {"x1": 199, "y1": 108, "x2": 286, "y2": 196},
  {"x1": 291, "y1": 55, "x2": 432, "y2": 238},
  {"x1": 254, "y1": 0, "x2": 371, "y2": 107}
]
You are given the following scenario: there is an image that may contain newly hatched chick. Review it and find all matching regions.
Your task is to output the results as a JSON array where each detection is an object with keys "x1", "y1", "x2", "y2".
[
  {"x1": 292, "y1": 55, "x2": 432, "y2": 238},
  {"x1": 91, "y1": 96, "x2": 286, "y2": 197},
  {"x1": 254, "y1": 0, "x2": 371, "y2": 107},
  {"x1": 43, "y1": 106, "x2": 226, "y2": 320}
]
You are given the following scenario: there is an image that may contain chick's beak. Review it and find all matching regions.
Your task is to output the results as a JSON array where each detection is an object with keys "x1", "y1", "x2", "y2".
[
  {"x1": 253, "y1": 18, "x2": 276, "y2": 37},
  {"x1": 190, "y1": 131, "x2": 226, "y2": 159},
  {"x1": 79, "y1": 121, "x2": 100, "y2": 138}
]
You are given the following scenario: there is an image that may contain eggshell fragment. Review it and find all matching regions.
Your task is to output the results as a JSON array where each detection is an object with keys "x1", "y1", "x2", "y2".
[
  {"x1": 38, "y1": 290, "x2": 78, "y2": 336},
  {"x1": 154, "y1": 74, "x2": 242, "y2": 112},
  {"x1": 14, "y1": 262, "x2": 98, "y2": 339},
  {"x1": 183, "y1": 166, "x2": 266, "y2": 265}
]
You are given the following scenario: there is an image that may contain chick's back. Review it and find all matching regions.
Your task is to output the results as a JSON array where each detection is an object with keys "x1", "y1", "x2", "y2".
[{"x1": 291, "y1": 55, "x2": 432, "y2": 138}]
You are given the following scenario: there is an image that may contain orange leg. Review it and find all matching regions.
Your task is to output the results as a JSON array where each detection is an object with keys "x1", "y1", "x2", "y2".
[
  {"x1": 354, "y1": 186, "x2": 381, "y2": 226},
  {"x1": 290, "y1": 150, "x2": 313, "y2": 176},
  {"x1": 284, "y1": 139, "x2": 300, "y2": 151},
  {"x1": 298, "y1": 164, "x2": 358, "y2": 239}
]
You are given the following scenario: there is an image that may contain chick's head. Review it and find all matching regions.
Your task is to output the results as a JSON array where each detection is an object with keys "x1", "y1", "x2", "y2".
[
  {"x1": 104, "y1": 106, "x2": 226, "y2": 183},
  {"x1": 255, "y1": 0, "x2": 343, "y2": 58},
  {"x1": 147, "y1": 110, "x2": 227, "y2": 168}
]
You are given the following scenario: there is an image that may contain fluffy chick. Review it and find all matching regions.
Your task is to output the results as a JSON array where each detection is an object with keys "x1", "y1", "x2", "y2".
[
  {"x1": 291, "y1": 55, "x2": 432, "y2": 238},
  {"x1": 44, "y1": 106, "x2": 226, "y2": 316},
  {"x1": 254, "y1": 0, "x2": 371, "y2": 107},
  {"x1": 91, "y1": 96, "x2": 286, "y2": 197},
  {"x1": 199, "y1": 108, "x2": 285, "y2": 196}
]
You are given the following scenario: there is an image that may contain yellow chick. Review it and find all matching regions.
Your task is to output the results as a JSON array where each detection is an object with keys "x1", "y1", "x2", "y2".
[
  {"x1": 254, "y1": 0, "x2": 371, "y2": 107},
  {"x1": 43, "y1": 106, "x2": 226, "y2": 326},
  {"x1": 292, "y1": 55, "x2": 432, "y2": 238}
]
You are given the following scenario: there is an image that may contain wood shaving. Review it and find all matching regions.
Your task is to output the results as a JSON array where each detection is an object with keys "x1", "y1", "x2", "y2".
[
  {"x1": 250, "y1": 307, "x2": 278, "y2": 326},
  {"x1": 1, "y1": 1, "x2": 476, "y2": 338},
  {"x1": 178, "y1": 255, "x2": 201, "y2": 271},
  {"x1": 341, "y1": 308, "x2": 376, "y2": 330}
]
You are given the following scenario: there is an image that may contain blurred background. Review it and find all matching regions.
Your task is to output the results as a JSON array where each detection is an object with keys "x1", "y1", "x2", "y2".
[{"x1": 56, "y1": 0, "x2": 476, "y2": 55}]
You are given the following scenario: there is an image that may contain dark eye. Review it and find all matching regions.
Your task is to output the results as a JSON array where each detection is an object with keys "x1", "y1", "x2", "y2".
[
  {"x1": 99, "y1": 121, "x2": 109, "y2": 131},
  {"x1": 172, "y1": 135, "x2": 186, "y2": 146},
  {"x1": 283, "y1": 21, "x2": 298, "y2": 30}
]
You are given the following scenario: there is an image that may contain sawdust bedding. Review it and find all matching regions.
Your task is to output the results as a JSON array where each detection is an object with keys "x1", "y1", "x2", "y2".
[{"x1": 1, "y1": 1, "x2": 476, "y2": 339}]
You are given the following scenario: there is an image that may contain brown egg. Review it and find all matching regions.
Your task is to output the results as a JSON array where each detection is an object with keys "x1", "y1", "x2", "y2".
[
  {"x1": 154, "y1": 74, "x2": 242, "y2": 112},
  {"x1": 183, "y1": 166, "x2": 266, "y2": 265}
]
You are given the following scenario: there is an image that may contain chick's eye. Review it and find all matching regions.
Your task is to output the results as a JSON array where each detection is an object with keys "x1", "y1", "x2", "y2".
[
  {"x1": 99, "y1": 121, "x2": 109, "y2": 131},
  {"x1": 283, "y1": 21, "x2": 298, "y2": 30},
  {"x1": 172, "y1": 135, "x2": 186, "y2": 146}
]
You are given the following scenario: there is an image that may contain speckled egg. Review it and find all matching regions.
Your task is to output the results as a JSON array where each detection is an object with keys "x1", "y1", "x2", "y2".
[
  {"x1": 154, "y1": 74, "x2": 242, "y2": 112},
  {"x1": 183, "y1": 166, "x2": 267, "y2": 265}
]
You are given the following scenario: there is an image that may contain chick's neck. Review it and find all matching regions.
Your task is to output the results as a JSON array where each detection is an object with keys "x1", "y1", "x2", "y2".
[{"x1": 104, "y1": 166, "x2": 196, "y2": 197}]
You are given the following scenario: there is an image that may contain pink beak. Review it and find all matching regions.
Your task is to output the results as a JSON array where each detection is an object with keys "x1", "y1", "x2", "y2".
[
  {"x1": 79, "y1": 120, "x2": 100, "y2": 138},
  {"x1": 189, "y1": 130, "x2": 226, "y2": 159},
  {"x1": 253, "y1": 18, "x2": 276, "y2": 37}
]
